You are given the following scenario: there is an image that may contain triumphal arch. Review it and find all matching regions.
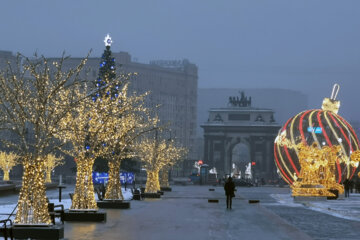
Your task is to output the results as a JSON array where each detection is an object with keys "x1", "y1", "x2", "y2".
[{"x1": 201, "y1": 92, "x2": 281, "y2": 181}]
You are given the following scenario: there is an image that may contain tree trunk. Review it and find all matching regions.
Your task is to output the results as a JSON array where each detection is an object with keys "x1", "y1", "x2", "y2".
[
  {"x1": 3, "y1": 170, "x2": 9, "y2": 181},
  {"x1": 105, "y1": 160, "x2": 124, "y2": 200},
  {"x1": 145, "y1": 169, "x2": 160, "y2": 193},
  {"x1": 71, "y1": 157, "x2": 97, "y2": 210},
  {"x1": 45, "y1": 171, "x2": 52, "y2": 183},
  {"x1": 15, "y1": 159, "x2": 51, "y2": 224},
  {"x1": 159, "y1": 168, "x2": 170, "y2": 187}
]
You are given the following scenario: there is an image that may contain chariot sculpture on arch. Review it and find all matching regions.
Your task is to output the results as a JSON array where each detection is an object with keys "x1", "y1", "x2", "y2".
[{"x1": 228, "y1": 91, "x2": 251, "y2": 107}]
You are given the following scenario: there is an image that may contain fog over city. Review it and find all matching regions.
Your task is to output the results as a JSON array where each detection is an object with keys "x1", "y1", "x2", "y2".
[
  {"x1": 2, "y1": 2, "x2": 360, "y2": 239},
  {"x1": 1, "y1": 0, "x2": 360, "y2": 121}
]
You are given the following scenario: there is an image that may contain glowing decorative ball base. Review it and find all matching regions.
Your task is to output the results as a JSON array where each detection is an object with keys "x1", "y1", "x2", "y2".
[{"x1": 274, "y1": 84, "x2": 360, "y2": 197}]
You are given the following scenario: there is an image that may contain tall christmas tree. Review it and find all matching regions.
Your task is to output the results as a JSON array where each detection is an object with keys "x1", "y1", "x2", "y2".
[
  {"x1": 93, "y1": 34, "x2": 117, "y2": 101},
  {"x1": 93, "y1": 34, "x2": 118, "y2": 171}
]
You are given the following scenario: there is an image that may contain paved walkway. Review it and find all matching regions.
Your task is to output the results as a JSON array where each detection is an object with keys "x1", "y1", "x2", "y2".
[{"x1": 64, "y1": 185, "x2": 312, "y2": 240}]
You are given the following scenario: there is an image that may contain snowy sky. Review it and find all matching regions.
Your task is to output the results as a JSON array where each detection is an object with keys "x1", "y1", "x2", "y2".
[{"x1": 1, "y1": 0, "x2": 360, "y2": 120}]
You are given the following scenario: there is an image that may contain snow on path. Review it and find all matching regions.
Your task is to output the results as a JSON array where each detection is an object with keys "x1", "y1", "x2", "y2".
[
  {"x1": 270, "y1": 193, "x2": 360, "y2": 222},
  {"x1": 0, "y1": 187, "x2": 133, "y2": 221}
]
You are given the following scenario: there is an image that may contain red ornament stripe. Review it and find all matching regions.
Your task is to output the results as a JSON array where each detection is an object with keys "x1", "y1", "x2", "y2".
[
  {"x1": 284, "y1": 145, "x2": 300, "y2": 176},
  {"x1": 283, "y1": 114, "x2": 300, "y2": 176},
  {"x1": 328, "y1": 112, "x2": 353, "y2": 152},
  {"x1": 274, "y1": 144, "x2": 292, "y2": 184},
  {"x1": 283, "y1": 117, "x2": 293, "y2": 131},
  {"x1": 336, "y1": 115, "x2": 360, "y2": 148},
  {"x1": 299, "y1": 110, "x2": 311, "y2": 144},
  {"x1": 317, "y1": 111, "x2": 332, "y2": 146},
  {"x1": 317, "y1": 111, "x2": 342, "y2": 182}
]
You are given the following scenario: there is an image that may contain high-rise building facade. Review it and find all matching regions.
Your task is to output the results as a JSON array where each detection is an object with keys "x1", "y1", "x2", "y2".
[
  {"x1": 0, "y1": 50, "x2": 17, "y2": 70},
  {"x1": 46, "y1": 52, "x2": 198, "y2": 176}
]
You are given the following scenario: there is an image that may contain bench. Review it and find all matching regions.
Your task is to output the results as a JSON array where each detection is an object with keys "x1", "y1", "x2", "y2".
[
  {"x1": 132, "y1": 188, "x2": 143, "y2": 200},
  {"x1": 0, "y1": 219, "x2": 13, "y2": 240},
  {"x1": 48, "y1": 203, "x2": 65, "y2": 224}
]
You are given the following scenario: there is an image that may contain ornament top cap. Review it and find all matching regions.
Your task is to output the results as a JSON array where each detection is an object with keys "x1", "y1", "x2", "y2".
[
  {"x1": 322, "y1": 84, "x2": 340, "y2": 114},
  {"x1": 104, "y1": 34, "x2": 113, "y2": 47}
]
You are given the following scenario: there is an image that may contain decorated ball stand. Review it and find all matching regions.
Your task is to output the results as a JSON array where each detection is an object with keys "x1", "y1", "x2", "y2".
[{"x1": 274, "y1": 84, "x2": 360, "y2": 198}]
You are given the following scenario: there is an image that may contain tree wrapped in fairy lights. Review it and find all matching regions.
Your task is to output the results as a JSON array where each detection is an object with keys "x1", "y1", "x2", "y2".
[
  {"x1": 90, "y1": 34, "x2": 159, "y2": 201},
  {"x1": 0, "y1": 151, "x2": 19, "y2": 181},
  {"x1": 55, "y1": 81, "x2": 127, "y2": 209},
  {"x1": 0, "y1": 53, "x2": 88, "y2": 224},
  {"x1": 44, "y1": 153, "x2": 64, "y2": 183},
  {"x1": 135, "y1": 130, "x2": 188, "y2": 193},
  {"x1": 159, "y1": 142, "x2": 188, "y2": 188},
  {"x1": 55, "y1": 35, "x2": 153, "y2": 207},
  {"x1": 95, "y1": 34, "x2": 116, "y2": 94},
  {"x1": 103, "y1": 111, "x2": 159, "y2": 200}
]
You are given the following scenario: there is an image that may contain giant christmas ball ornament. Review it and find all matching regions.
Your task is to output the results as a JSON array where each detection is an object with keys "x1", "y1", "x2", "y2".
[{"x1": 274, "y1": 85, "x2": 360, "y2": 185}]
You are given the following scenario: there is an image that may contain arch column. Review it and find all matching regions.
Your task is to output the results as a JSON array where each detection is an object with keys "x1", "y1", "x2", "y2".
[{"x1": 224, "y1": 138, "x2": 233, "y2": 176}]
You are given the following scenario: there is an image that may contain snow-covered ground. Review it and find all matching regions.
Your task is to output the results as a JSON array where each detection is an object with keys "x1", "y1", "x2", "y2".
[
  {"x1": 0, "y1": 187, "x2": 133, "y2": 222},
  {"x1": 270, "y1": 193, "x2": 360, "y2": 222}
]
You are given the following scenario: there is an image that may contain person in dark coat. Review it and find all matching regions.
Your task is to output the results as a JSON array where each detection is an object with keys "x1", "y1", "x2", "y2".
[{"x1": 224, "y1": 177, "x2": 235, "y2": 209}]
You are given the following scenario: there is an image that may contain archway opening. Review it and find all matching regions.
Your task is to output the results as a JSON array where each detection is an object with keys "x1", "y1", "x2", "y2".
[{"x1": 231, "y1": 143, "x2": 251, "y2": 179}]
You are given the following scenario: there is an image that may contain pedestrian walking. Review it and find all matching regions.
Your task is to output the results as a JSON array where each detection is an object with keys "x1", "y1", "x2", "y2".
[{"x1": 224, "y1": 176, "x2": 235, "y2": 209}]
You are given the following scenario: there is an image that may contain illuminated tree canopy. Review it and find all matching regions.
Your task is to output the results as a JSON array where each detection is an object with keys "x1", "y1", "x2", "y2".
[
  {"x1": 44, "y1": 153, "x2": 64, "y2": 183},
  {"x1": 0, "y1": 151, "x2": 19, "y2": 181},
  {"x1": 159, "y1": 143, "x2": 187, "y2": 188},
  {"x1": 90, "y1": 36, "x2": 159, "y2": 201},
  {"x1": 135, "y1": 131, "x2": 188, "y2": 193},
  {"x1": 0, "y1": 53, "x2": 88, "y2": 224}
]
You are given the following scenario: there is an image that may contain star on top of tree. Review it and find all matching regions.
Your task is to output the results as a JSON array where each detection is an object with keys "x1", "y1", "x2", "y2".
[{"x1": 104, "y1": 34, "x2": 113, "y2": 46}]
